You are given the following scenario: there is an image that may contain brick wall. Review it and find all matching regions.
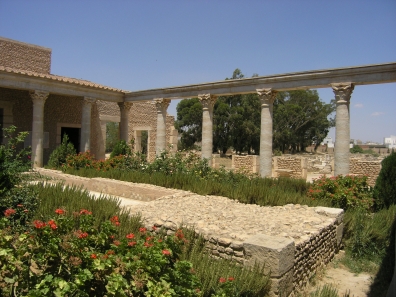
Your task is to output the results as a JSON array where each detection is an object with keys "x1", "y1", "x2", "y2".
[
  {"x1": 350, "y1": 158, "x2": 382, "y2": 186},
  {"x1": 231, "y1": 155, "x2": 259, "y2": 173},
  {"x1": 0, "y1": 37, "x2": 51, "y2": 74}
]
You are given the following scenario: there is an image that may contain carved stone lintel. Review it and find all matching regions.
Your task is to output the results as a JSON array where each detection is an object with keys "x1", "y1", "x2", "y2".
[
  {"x1": 118, "y1": 102, "x2": 133, "y2": 112},
  {"x1": 198, "y1": 94, "x2": 217, "y2": 110},
  {"x1": 153, "y1": 98, "x2": 171, "y2": 113},
  {"x1": 256, "y1": 88, "x2": 277, "y2": 106},
  {"x1": 83, "y1": 97, "x2": 97, "y2": 105},
  {"x1": 29, "y1": 90, "x2": 49, "y2": 103},
  {"x1": 331, "y1": 83, "x2": 354, "y2": 104}
]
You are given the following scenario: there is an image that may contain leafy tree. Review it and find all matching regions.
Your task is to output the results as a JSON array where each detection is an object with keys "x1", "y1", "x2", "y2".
[
  {"x1": 110, "y1": 140, "x2": 131, "y2": 158},
  {"x1": 350, "y1": 145, "x2": 364, "y2": 154},
  {"x1": 273, "y1": 90, "x2": 335, "y2": 153},
  {"x1": 106, "y1": 122, "x2": 119, "y2": 153},
  {"x1": 174, "y1": 98, "x2": 202, "y2": 150},
  {"x1": 176, "y1": 70, "x2": 334, "y2": 155}
]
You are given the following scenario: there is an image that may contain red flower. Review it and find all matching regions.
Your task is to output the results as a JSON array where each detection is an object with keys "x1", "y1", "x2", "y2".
[
  {"x1": 113, "y1": 240, "x2": 121, "y2": 246},
  {"x1": 76, "y1": 230, "x2": 88, "y2": 239},
  {"x1": 48, "y1": 219, "x2": 57, "y2": 230},
  {"x1": 228, "y1": 277, "x2": 235, "y2": 281},
  {"x1": 17, "y1": 204, "x2": 23, "y2": 208},
  {"x1": 33, "y1": 220, "x2": 46, "y2": 229},
  {"x1": 23, "y1": 209, "x2": 29, "y2": 213},
  {"x1": 219, "y1": 277, "x2": 226, "y2": 283},
  {"x1": 110, "y1": 216, "x2": 120, "y2": 226},
  {"x1": 139, "y1": 227, "x2": 147, "y2": 234},
  {"x1": 128, "y1": 241, "x2": 137, "y2": 247},
  {"x1": 144, "y1": 242, "x2": 153, "y2": 248},
  {"x1": 80, "y1": 209, "x2": 92, "y2": 215},
  {"x1": 175, "y1": 229, "x2": 184, "y2": 239},
  {"x1": 90, "y1": 254, "x2": 97, "y2": 259},
  {"x1": 126, "y1": 233, "x2": 135, "y2": 239},
  {"x1": 106, "y1": 250, "x2": 115, "y2": 255},
  {"x1": 162, "y1": 249, "x2": 171, "y2": 256},
  {"x1": 55, "y1": 209, "x2": 65, "y2": 215},
  {"x1": 4, "y1": 209, "x2": 16, "y2": 217}
]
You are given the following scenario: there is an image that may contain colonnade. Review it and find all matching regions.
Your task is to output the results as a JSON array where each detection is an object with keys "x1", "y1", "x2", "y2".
[
  {"x1": 29, "y1": 82, "x2": 354, "y2": 176},
  {"x1": 152, "y1": 82, "x2": 354, "y2": 177},
  {"x1": 30, "y1": 93, "x2": 132, "y2": 168}
]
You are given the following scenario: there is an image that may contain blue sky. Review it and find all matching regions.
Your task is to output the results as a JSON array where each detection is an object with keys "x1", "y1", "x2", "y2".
[{"x1": 1, "y1": 0, "x2": 395, "y2": 143}]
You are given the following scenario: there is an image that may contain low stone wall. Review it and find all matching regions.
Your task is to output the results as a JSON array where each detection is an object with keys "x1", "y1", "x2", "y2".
[
  {"x1": 36, "y1": 169, "x2": 344, "y2": 297},
  {"x1": 231, "y1": 155, "x2": 259, "y2": 173},
  {"x1": 273, "y1": 156, "x2": 307, "y2": 179},
  {"x1": 350, "y1": 158, "x2": 381, "y2": 186}
]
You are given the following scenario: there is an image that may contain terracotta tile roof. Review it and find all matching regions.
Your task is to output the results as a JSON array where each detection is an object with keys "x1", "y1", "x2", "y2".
[{"x1": 0, "y1": 66, "x2": 125, "y2": 93}]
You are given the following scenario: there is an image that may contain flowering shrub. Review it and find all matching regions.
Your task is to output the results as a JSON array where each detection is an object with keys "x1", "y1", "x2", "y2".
[
  {"x1": 0, "y1": 209, "x2": 201, "y2": 296},
  {"x1": 308, "y1": 175, "x2": 373, "y2": 211}
]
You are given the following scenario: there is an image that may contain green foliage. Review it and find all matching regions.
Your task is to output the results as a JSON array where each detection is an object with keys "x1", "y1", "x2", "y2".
[
  {"x1": 180, "y1": 228, "x2": 270, "y2": 297},
  {"x1": 176, "y1": 70, "x2": 334, "y2": 154},
  {"x1": 307, "y1": 175, "x2": 373, "y2": 211},
  {"x1": 34, "y1": 183, "x2": 142, "y2": 237},
  {"x1": 0, "y1": 126, "x2": 31, "y2": 194},
  {"x1": 175, "y1": 98, "x2": 203, "y2": 150},
  {"x1": 106, "y1": 122, "x2": 119, "y2": 153},
  {"x1": 0, "y1": 209, "x2": 200, "y2": 296},
  {"x1": 1, "y1": 186, "x2": 38, "y2": 229},
  {"x1": 63, "y1": 151, "x2": 96, "y2": 170},
  {"x1": 47, "y1": 134, "x2": 76, "y2": 168},
  {"x1": 273, "y1": 90, "x2": 335, "y2": 153},
  {"x1": 110, "y1": 140, "x2": 132, "y2": 158},
  {"x1": 62, "y1": 149, "x2": 319, "y2": 208},
  {"x1": 373, "y1": 152, "x2": 396, "y2": 209},
  {"x1": 309, "y1": 284, "x2": 350, "y2": 297},
  {"x1": 350, "y1": 145, "x2": 364, "y2": 154}
]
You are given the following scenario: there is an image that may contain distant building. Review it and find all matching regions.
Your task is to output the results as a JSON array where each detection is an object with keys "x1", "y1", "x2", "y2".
[
  {"x1": 384, "y1": 135, "x2": 396, "y2": 149},
  {"x1": 322, "y1": 136, "x2": 334, "y2": 148}
]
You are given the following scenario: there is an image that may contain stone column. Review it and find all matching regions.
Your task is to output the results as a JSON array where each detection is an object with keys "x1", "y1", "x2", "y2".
[
  {"x1": 154, "y1": 98, "x2": 170, "y2": 155},
  {"x1": 257, "y1": 88, "x2": 277, "y2": 178},
  {"x1": 198, "y1": 94, "x2": 217, "y2": 166},
  {"x1": 332, "y1": 83, "x2": 354, "y2": 176},
  {"x1": 118, "y1": 102, "x2": 133, "y2": 142},
  {"x1": 30, "y1": 90, "x2": 49, "y2": 168},
  {"x1": 80, "y1": 97, "x2": 96, "y2": 153}
]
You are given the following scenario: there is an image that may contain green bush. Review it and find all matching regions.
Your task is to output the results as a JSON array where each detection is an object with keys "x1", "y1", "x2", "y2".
[
  {"x1": 373, "y1": 152, "x2": 396, "y2": 209},
  {"x1": 0, "y1": 209, "x2": 201, "y2": 296},
  {"x1": 47, "y1": 134, "x2": 76, "y2": 168},
  {"x1": 0, "y1": 126, "x2": 31, "y2": 194},
  {"x1": 110, "y1": 140, "x2": 131, "y2": 158},
  {"x1": 307, "y1": 175, "x2": 373, "y2": 211},
  {"x1": 350, "y1": 145, "x2": 364, "y2": 154}
]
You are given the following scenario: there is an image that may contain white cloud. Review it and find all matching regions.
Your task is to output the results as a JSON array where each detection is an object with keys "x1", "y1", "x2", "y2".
[
  {"x1": 354, "y1": 103, "x2": 363, "y2": 108},
  {"x1": 371, "y1": 112, "x2": 385, "y2": 117}
]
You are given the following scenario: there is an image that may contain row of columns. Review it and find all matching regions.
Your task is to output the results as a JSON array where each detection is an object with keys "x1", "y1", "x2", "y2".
[
  {"x1": 153, "y1": 83, "x2": 354, "y2": 177},
  {"x1": 29, "y1": 92, "x2": 132, "y2": 168},
  {"x1": 30, "y1": 82, "x2": 354, "y2": 177}
]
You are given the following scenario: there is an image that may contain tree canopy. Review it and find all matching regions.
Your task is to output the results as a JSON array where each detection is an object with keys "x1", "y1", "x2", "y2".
[{"x1": 175, "y1": 69, "x2": 335, "y2": 154}]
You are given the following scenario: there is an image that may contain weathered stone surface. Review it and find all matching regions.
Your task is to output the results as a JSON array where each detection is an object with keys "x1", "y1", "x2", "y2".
[{"x1": 243, "y1": 234, "x2": 294, "y2": 277}]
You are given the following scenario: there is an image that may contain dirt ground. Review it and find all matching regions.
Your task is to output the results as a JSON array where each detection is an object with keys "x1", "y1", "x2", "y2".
[{"x1": 301, "y1": 251, "x2": 373, "y2": 297}]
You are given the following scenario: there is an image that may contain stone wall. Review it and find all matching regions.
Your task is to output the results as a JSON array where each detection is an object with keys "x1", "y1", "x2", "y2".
[
  {"x1": 350, "y1": 158, "x2": 382, "y2": 186},
  {"x1": 273, "y1": 156, "x2": 308, "y2": 179},
  {"x1": 36, "y1": 169, "x2": 344, "y2": 297},
  {"x1": 231, "y1": 155, "x2": 259, "y2": 173},
  {"x1": 0, "y1": 37, "x2": 51, "y2": 74}
]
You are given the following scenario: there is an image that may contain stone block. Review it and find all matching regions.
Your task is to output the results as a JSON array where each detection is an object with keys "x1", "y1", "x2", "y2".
[
  {"x1": 243, "y1": 234, "x2": 295, "y2": 277},
  {"x1": 315, "y1": 207, "x2": 344, "y2": 224},
  {"x1": 267, "y1": 268, "x2": 294, "y2": 297},
  {"x1": 336, "y1": 223, "x2": 344, "y2": 247}
]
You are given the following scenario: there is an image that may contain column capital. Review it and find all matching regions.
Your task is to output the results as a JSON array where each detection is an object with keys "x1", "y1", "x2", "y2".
[
  {"x1": 198, "y1": 94, "x2": 217, "y2": 111},
  {"x1": 29, "y1": 90, "x2": 49, "y2": 103},
  {"x1": 118, "y1": 102, "x2": 133, "y2": 112},
  {"x1": 256, "y1": 88, "x2": 277, "y2": 106},
  {"x1": 331, "y1": 83, "x2": 354, "y2": 104},
  {"x1": 153, "y1": 98, "x2": 171, "y2": 113},
  {"x1": 83, "y1": 97, "x2": 97, "y2": 105}
]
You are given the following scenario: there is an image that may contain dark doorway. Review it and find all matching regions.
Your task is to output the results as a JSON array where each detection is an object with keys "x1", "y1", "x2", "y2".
[{"x1": 61, "y1": 127, "x2": 81, "y2": 153}]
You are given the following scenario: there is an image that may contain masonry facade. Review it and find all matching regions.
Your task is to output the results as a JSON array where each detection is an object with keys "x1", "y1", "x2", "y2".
[{"x1": 1, "y1": 36, "x2": 395, "y2": 173}]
